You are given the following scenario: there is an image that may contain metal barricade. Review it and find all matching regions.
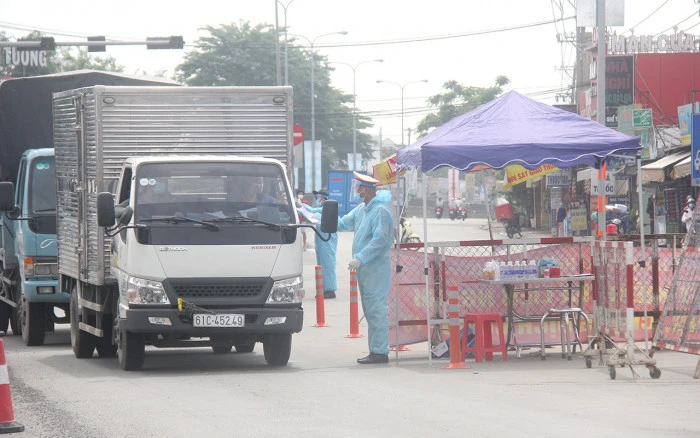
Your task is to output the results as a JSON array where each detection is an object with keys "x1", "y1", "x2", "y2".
[
  {"x1": 584, "y1": 240, "x2": 659, "y2": 379},
  {"x1": 388, "y1": 237, "x2": 593, "y2": 362},
  {"x1": 653, "y1": 207, "x2": 700, "y2": 378}
]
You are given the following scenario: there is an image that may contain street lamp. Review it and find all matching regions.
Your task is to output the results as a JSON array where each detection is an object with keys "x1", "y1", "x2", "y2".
[
  {"x1": 376, "y1": 79, "x2": 428, "y2": 146},
  {"x1": 276, "y1": 0, "x2": 296, "y2": 85},
  {"x1": 293, "y1": 31, "x2": 348, "y2": 191},
  {"x1": 329, "y1": 59, "x2": 383, "y2": 171}
]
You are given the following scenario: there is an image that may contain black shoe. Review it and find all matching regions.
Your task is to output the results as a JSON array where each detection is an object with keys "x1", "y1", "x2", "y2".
[
  {"x1": 323, "y1": 291, "x2": 336, "y2": 299},
  {"x1": 357, "y1": 353, "x2": 389, "y2": 364}
]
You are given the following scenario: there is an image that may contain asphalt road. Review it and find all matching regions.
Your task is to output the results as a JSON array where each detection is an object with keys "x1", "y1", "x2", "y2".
[{"x1": 4, "y1": 218, "x2": 700, "y2": 437}]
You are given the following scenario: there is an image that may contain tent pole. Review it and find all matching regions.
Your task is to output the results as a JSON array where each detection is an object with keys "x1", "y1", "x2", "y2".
[
  {"x1": 421, "y1": 172, "x2": 432, "y2": 364},
  {"x1": 393, "y1": 177, "x2": 402, "y2": 361},
  {"x1": 484, "y1": 169, "x2": 495, "y2": 255},
  {"x1": 638, "y1": 156, "x2": 649, "y2": 352}
]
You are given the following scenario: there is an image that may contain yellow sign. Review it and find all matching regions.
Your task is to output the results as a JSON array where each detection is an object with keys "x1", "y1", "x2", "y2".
[
  {"x1": 502, "y1": 164, "x2": 560, "y2": 190},
  {"x1": 373, "y1": 154, "x2": 405, "y2": 185},
  {"x1": 569, "y1": 208, "x2": 588, "y2": 231}
]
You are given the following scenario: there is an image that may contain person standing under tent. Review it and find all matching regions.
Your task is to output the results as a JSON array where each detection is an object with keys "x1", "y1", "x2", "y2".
[
  {"x1": 338, "y1": 172, "x2": 394, "y2": 364},
  {"x1": 300, "y1": 190, "x2": 338, "y2": 299},
  {"x1": 682, "y1": 198, "x2": 696, "y2": 245}
]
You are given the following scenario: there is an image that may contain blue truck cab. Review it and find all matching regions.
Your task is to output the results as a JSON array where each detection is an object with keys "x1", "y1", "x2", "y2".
[{"x1": 0, "y1": 148, "x2": 66, "y2": 345}]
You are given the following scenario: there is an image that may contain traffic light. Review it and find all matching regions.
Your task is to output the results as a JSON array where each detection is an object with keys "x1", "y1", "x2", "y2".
[
  {"x1": 39, "y1": 37, "x2": 55, "y2": 51},
  {"x1": 146, "y1": 36, "x2": 184, "y2": 50},
  {"x1": 16, "y1": 37, "x2": 55, "y2": 51},
  {"x1": 87, "y1": 36, "x2": 106, "y2": 52}
]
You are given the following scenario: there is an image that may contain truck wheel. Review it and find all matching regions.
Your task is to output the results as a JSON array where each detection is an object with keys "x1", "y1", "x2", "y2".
[
  {"x1": 9, "y1": 307, "x2": 20, "y2": 336},
  {"x1": 96, "y1": 314, "x2": 117, "y2": 358},
  {"x1": 234, "y1": 341, "x2": 255, "y2": 353},
  {"x1": 8, "y1": 275, "x2": 21, "y2": 336},
  {"x1": 0, "y1": 301, "x2": 9, "y2": 333},
  {"x1": 70, "y1": 286, "x2": 96, "y2": 358},
  {"x1": 263, "y1": 333, "x2": 292, "y2": 366},
  {"x1": 20, "y1": 296, "x2": 46, "y2": 346},
  {"x1": 212, "y1": 344, "x2": 233, "y2": 354},
  {"x1": 118, "y1": 329, "x2": 146, "y2": 371}
]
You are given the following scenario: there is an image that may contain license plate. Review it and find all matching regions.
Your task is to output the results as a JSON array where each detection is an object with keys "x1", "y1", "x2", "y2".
[{"x1": 193, "y1": 313, "x2": 245, "y2": 327}]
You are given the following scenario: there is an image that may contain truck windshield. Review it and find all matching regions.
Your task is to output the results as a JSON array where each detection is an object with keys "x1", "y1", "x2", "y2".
[
  {"x1": 28, "y1": 156, "x2": 57, "y2": 214},
  {"x1": 134, "y1": 162, "x2": 294, "y2": 226}
]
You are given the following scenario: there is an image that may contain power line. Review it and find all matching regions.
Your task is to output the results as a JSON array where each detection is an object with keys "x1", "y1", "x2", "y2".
[{"x1": 624, "y1": 0, "x2": 671, "y2": 35}]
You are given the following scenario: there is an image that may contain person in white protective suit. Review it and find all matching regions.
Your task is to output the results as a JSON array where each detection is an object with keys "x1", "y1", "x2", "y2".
[
  {"x1": 300, "y1": 190, "x2": 338, "y2": 299},
  {"x1": 338, "y1": 172, "x2": 394, "y2": 364}
]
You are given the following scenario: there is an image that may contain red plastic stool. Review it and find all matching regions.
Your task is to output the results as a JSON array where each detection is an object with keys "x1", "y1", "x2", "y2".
[{"x1": 462, "y1": 313, "x2": 508, "y2": 362}]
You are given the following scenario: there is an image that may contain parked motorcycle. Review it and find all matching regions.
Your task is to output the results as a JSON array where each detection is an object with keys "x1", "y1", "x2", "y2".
[
  {"x1": 449, "y1": 206, "x2": 457, "y2": 221},
  {"x1": 400, "y1": 218, "x2": 421, "y2": 249},
  {"x1": 500, "y1": 215, "x2": 522, "y2": 238},
  {"x1": 435, "y1": 206, "x2": 443, "y2": 219},
  {"x1": 458, "y1": 206, "x2": 467, "y2": 221}
]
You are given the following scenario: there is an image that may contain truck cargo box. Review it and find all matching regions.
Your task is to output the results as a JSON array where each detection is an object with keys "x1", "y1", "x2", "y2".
[{"x1": 53, "y1": 85, "x2": 293, "y2": 285}]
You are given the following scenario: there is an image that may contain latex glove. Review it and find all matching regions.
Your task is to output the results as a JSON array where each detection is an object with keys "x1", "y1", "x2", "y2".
[
  {"x1": 348, "y1": 258, "x2": 361, "y2": 271},
  {"x1": 295, "y1": 200, "x2": 303, "y2": 209}
]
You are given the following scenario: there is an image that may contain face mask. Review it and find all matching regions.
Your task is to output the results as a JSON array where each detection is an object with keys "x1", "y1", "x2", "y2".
[
  {"x1": 297, "y1": 193, "x2": 304, "y2": 200},
  {"x1": 690, "y1": 203, "x2": 695, "y2": 209}
]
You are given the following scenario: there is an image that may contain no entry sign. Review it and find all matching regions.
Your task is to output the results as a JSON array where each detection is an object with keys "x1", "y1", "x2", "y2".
[{"x1": 293, "y1": 123, "x2": 304, "y2": 146}]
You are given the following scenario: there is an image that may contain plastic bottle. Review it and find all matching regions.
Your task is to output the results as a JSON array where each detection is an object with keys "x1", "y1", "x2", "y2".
[
  {"x1": 514, "y1": 261, "x2": 523, "y2": 279},
  {"x1": 528, "y1": 260, "x2": 538, "y2": 279},
  {"x1": 506, "y1": 261, "x2": 514, "y2": 281},
  {"x1": 499, "y1": 261, "x2": 506, "y2": 280}
]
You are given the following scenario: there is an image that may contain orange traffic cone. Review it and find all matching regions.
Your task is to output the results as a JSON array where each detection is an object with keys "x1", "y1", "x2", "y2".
[
  {"x1": 444, "y1": 285, "x2": 468, "y2": 370},
  {"x1": 0, "y1": 338, "x2": 24, "y2": 434}
]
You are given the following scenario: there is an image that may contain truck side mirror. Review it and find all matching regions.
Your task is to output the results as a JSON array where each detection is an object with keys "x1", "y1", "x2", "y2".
[
  {"x1": 0, "y1": 182, "x2": 15, "y2": 211},
  {"x1": 320, "y1": 200, "x2": 338, "y2": 234},
  {"x1": 96, "y1": 192, "x2": 116, "y2": 227}
]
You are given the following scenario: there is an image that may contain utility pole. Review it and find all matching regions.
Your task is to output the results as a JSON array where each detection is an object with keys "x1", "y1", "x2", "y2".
[{"x1": 596, "y1": 0, "x2": 606, "y2": 126}]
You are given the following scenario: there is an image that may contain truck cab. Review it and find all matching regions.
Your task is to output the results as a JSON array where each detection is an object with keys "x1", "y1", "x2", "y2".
[
  {"x1": 0, "y1": 148, "x2": 66, "y2": 345},
  {"x1": 85, "y1": 155, "x2": 336, "y2": 370}
]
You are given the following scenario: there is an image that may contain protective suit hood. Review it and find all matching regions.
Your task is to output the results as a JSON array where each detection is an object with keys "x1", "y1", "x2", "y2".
[{"x1": 368, "y1": 189, "x2": 392, "y2": 208}]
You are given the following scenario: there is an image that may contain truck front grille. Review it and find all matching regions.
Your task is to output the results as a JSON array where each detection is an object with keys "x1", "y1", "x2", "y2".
[{"x1": 173, "y1": 283, "x2": 266, "y2": 299}]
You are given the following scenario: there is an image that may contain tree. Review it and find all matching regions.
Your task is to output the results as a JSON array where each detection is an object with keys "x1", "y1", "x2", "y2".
[
  {"x1": 175, "y1": 21, "x2": 376, "y2": 185},
  {"x1": 415, "y1": 76, "x2": 510, "y2": 137},
  {"x1": 0, "y1": 31, "x2": 124, "y2": 77},
  {"x1": 60, "y1": 48, "x2": 124, "y2": 73}
]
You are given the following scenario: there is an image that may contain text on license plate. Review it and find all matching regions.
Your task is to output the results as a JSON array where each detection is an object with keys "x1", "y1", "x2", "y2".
[{"x1": 193, "y1": 313, "x2": 245, "y2": 327}]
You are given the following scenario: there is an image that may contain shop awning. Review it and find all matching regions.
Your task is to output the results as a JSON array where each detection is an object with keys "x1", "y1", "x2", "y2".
[
  {"x1": 641, "y1": 151, "x2": 691, "y2": 183},
  {"x1": 672, "y1": 155, "x2": 692, "y2": 179}
]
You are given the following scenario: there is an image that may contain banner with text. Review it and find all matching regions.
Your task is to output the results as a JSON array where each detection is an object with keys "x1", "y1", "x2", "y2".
[{"x1": 502, "y1": 164, "x2": 559, "y2": 190}]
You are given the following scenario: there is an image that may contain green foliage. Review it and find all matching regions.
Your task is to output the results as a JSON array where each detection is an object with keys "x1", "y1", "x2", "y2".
[
  {"x1": 174, "y1": 21, "x2": 375, "y2": 176},
  {"x1": 415, "y1": 76, "x2": 510, "y2": 137},
  {"x1": 60, "y1": 48, "x2": 124, "y2": 72}
]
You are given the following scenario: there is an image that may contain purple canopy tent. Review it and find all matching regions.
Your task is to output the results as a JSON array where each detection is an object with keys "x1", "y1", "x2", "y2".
[{"x1": 397, "y1": 90, "x2": 641, "y2": 172}]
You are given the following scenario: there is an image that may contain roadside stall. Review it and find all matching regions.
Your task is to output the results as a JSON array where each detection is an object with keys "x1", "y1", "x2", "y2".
[{"x1": 394, "y1": 91, "x2": 643, "y2": 368}]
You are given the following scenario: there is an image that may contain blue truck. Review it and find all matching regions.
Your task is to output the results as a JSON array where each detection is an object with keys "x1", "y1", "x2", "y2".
[{"x1": 0, "y1": 71, "x2": 176, "y2": 345}]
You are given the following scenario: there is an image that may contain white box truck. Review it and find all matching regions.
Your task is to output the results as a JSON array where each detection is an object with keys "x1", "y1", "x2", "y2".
[{"x1": 1, "y1": 85, "x2": 336, "y2": 370}]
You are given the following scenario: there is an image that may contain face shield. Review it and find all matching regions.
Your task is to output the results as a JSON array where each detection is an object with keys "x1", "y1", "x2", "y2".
[{"x1": 350, "y1": 179, "x2": 373, "y2": 203}]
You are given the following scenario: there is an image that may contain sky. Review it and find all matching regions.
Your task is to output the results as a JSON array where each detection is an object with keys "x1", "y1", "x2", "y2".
[{"x1": 2, "y1": 0, "x2": 700, "y2": 144}]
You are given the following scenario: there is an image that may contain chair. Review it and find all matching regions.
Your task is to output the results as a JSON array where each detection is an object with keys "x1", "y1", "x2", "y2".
[
  {"x1": 462, "y1": 313, "x2": 508, "y2": 362},
  {"x1": 540, "y1": 308, "x2": 590, "y2": 360}
]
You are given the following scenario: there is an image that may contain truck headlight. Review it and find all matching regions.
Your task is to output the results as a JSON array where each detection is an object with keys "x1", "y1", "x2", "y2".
[
  {"x1": 126, "y1": 276, "x2": 170, "y2": 305},
  {"x1": 266, "y1": 276, "x2": 304, "y2": 304}
]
